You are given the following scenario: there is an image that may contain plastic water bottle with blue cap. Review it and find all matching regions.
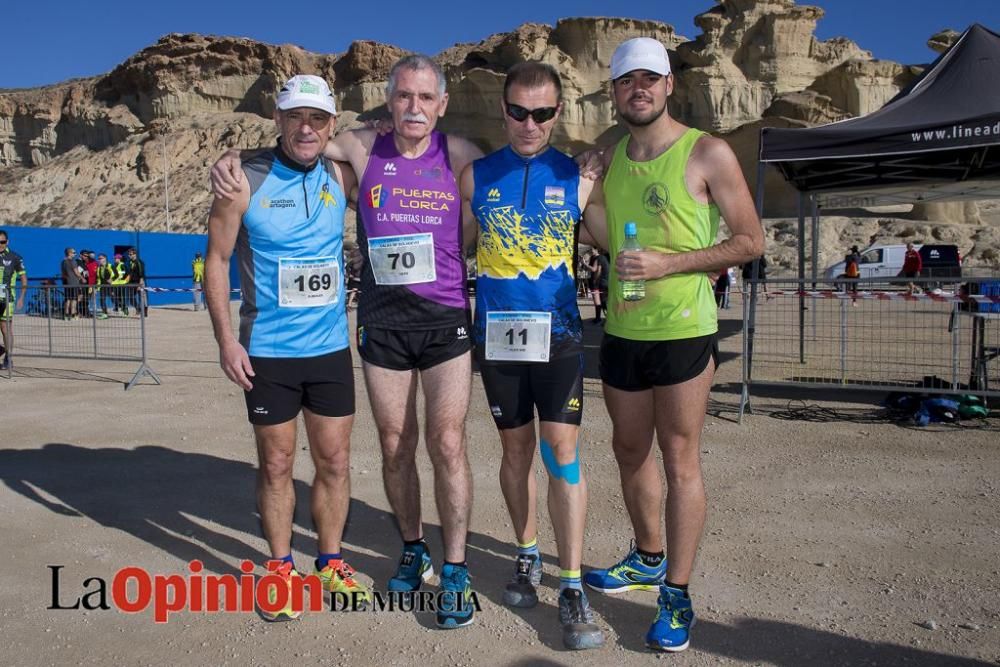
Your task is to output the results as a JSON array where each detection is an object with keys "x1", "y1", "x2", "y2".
[{"x1": 620, "y1": 222, "x2": 645, "y2": 301}]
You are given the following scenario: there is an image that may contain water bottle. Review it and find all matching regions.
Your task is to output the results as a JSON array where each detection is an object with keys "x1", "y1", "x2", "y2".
[{"x1": 620, "y1": 222, "x2": 645, "y2": 301}]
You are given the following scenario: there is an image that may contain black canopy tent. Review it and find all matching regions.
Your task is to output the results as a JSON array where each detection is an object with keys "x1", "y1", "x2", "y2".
[
  {"x1": 740, "y1": 24, "x2": 1000, "y2": 417},
  {"x1": 756, "y1": 23, "x2": 1000, "y2": 278}
]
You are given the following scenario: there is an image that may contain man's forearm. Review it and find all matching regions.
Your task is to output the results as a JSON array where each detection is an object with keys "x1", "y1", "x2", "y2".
[
  {"x1": 205, "y1": 260, "x2": 236, "y2": 346},
  {"x1": 663, "y1": 234, "x2": 761, "y2": 276}
]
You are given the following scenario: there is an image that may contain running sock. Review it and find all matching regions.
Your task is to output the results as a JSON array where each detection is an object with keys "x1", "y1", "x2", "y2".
[
  {"x1": 517, "y1": 537, "x2": 540, "y2": 560},
  {"x1": 404, "y1": 538, "x2": 427, "y2": 548},
  {"x1": 665, "y1": 580, "x2": 689, "y2": 597},
  {"x1": 560, "y1": 569, "x2": 582, "y2": 593},
  {"x1": 636, "y1": 548, "x2": 665, "y2": 567},
  {"x1": 315, "y1": 552, "x2": 342, "y2": 570},
  {"x1": 274, "y1": 554, "x2": 295, "y2": 570},
  {"x1": 444, "y1": 560, "x2": 468, "y2": 569}
]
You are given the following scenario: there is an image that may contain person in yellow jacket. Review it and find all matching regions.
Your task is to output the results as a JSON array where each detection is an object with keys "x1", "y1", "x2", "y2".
[
  {"x1": 110, "y1": 253, "x2": 129, "y2": 315},
  {"x1": 191, "y1": 252, "x2": 206, "y2": 311},
  {"x1": 95, "y1": 253, "x2": 116, "y2": 319}
]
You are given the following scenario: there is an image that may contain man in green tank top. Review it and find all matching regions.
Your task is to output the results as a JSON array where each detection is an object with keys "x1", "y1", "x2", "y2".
[{"x1": 582, "y1": 37, "x2": 764, "y2": 653}]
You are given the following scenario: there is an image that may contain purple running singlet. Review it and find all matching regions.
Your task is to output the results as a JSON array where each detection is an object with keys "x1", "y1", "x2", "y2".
[{"x1": 357, "y1": 131, "x2": 468, "y2": 330}]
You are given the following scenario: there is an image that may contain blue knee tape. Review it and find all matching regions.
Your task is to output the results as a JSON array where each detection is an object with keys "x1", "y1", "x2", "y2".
[{"x1": 540, "y1": 439, "x2": 581, "y2": 485}]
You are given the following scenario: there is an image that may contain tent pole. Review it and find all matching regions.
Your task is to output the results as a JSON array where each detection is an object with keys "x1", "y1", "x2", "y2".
[
  {"x1": 798, "y1": 191, "x2": 806, "y2": 364},
  {"x1": 741, "y1": 160, "x2": 768, "y2": 422},
  {"x1": 811, "y1": 195, "x2": 820, "y2": 287}
]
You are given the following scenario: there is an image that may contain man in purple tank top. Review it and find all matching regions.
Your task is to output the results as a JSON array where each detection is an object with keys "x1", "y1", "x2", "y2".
[{"x1": 212, "y1": 55, "x2": 483, "y2": 629}]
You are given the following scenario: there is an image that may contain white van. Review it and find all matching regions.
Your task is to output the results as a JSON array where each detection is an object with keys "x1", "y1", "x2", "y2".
[
  {"x1": 824, "y1": 245, "x2": 907, "y2": 283},
  {"x1": 823, "y1": 243, "x2": 962, "y2": 285}
]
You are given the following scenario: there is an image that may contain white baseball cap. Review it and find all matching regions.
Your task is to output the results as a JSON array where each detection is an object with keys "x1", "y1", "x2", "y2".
[
  {"x1": 276, "y1": 75, "x2": 337, "y2": 115},
  {"x1": 610, "y1": 38, "x2": 672, "y2": 80}
]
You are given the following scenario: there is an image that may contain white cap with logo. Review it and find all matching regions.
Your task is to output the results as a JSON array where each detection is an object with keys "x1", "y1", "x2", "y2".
[
  {"x1": 277, "y1": 74, "x2": 337, "y2": 115},
  {"x1": 610, "y1": 37, "x2": 672, "y2": 80}
]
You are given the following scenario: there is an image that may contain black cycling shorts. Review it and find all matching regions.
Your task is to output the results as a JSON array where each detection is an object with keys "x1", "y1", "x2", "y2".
[
  {"x1": 599, "y1": 333, "x2": 718, "y2": 392},
  {"x1": 244, "y1": 348, "x2": 355, "y2": 425},
  {"x1": 479, "y1": 353, "x2": 583, "y2": 430},
  {"x1": 357, "y1": 324, "x2": 471, "y2": 371}
]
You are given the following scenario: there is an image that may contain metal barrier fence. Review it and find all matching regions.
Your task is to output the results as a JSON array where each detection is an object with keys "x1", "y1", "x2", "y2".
[
  {"x1": 2, "y1": 285, "x2": 160, "y2": 389},
  {"x1": 740, "y1": 277, "x2": 1000, "y2": 418}
]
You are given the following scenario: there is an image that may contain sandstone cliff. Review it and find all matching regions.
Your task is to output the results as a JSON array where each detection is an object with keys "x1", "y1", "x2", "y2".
[{"x1": 0, "y1": 0, "x2": 995, "y2": 271}]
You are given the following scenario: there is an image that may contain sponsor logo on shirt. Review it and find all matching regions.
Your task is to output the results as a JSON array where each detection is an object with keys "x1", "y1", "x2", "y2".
[
  {"x1": 487, "y1": 188, "x2": 501, "y2": 203},
  {"x1": 384, "y1": 162, "x2": 397, "y2": 175},
  {"x1": 320, "y1": 183, "x2": 337, "y2": 208},
  {"x1": 544, "y1": 186, "x2": 565, "y2": 207},
  {"x1": 368, "y1": 185, "x2": 386, "y2": 209},
  {"x1": 261, "y1": 198, "x2": 296, "y2": 209},
  {"x1": 642, "y1": 183, "x2": 669, "y2": 215}
]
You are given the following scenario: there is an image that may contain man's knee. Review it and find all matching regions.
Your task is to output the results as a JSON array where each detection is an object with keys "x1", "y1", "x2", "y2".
[
  {"x1": 312, "y1": 445, "x2": 350, "y2": 480},
  {"x1": 258, "y1": 449, "x2": 295, "y2": 483},
  {"x1": 612, "y1": 436, "x2": 653, "y2": 470},
  {"x1": 426, "y1": 427, "x2": 468, "y2": 470},
  {"x1": 540, "y1": 438, "x2": 582, "y2": 485}
]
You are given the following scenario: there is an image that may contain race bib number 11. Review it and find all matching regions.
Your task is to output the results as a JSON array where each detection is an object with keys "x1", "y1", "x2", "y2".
[
  {"x1": 278, "y1": 256, "x2": 340, "y2": 308},
  {"x1": 485, "y1": 311, "x2": 551, "y2": 362}
]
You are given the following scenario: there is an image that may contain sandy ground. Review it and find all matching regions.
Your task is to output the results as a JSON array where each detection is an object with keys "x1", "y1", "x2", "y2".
[{"x1": 1, "y1": 301, "x2": 998, "y2": 667}]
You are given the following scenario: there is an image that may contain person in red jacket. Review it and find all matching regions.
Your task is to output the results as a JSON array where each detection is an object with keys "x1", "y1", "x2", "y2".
[{"x1": 902, "y1": 242, "x2": 922, "y2": 295}]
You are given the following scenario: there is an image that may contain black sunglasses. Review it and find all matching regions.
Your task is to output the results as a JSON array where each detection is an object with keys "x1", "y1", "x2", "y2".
[{"x1": 504, "y1": 102, "x2": 558, "y2": 124}]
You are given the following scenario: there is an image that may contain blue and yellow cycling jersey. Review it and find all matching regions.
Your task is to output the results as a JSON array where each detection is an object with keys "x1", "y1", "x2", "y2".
[{"x1": 471, "y1": 145, "x2": 582, "y2": 362}]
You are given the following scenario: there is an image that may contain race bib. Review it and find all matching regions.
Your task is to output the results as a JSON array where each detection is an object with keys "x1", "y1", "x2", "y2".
[
  {"x1": 485, "y1": 311, "x2": 551, "y2": 362},
  {"x1": 0, "y1": 283, "x2": 7, "y2": 300},
  {"x1": 368, "y1": 233, "x2": 436, "y2": 285},
  {"x1": 278, "y1": 256, "x2": 340, "y2": 308}
]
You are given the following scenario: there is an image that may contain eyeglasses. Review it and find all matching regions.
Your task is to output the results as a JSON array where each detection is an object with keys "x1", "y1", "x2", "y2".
[
  {"x1": 0, "y1": 240, "x2": 7, "y2": 245},
  {"x1": 504, "y1": 102, "x2": 558, "y2": 124}
]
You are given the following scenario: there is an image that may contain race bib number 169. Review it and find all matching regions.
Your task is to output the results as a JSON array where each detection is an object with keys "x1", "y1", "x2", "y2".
[{"x1": 278, "y1": 256, "x2": 340, "y2": 308}]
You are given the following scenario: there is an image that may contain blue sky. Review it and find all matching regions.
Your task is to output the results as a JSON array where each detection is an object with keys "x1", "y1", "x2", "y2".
[{"x1": 2, "y1": 1, "x2": 996, "y2": 89}]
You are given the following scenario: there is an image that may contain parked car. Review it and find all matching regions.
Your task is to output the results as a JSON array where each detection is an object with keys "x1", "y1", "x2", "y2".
[{"x1": 824, "y1": 243, "x2": 962, "y2": 288}]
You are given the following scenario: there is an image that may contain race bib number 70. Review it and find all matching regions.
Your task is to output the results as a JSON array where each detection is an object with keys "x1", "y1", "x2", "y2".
[{"x1": 368, "y1": 233, "x2": 436, "y2": 285}]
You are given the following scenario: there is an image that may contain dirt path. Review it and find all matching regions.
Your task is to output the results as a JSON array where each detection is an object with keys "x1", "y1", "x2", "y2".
[{"x1": 1, "y1": 304, "x2": 997, "y2": 666}]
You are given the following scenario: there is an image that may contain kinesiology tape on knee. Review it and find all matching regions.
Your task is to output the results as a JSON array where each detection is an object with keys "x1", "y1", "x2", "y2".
[{"x1": 540, "y1": 439, "x2": 581, "y2": 485}]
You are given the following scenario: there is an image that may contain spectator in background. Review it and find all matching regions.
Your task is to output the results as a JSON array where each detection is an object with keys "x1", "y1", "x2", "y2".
[
  {"x1": 903, "y1": 242, "x2": 922, "y2": 295},
  {"x1": 192, "y1": 252, "x2": 206, "y2": 311},
  {"x1": 126, "y1": 247, "x2": 147, "y2": 316},
  {"x1": 714, "y1": 267, "x2": 731, "y2": 309},
  {"x1": 844, "y1": 245, "x2": 861, "y2": 305},
  {"x1": 577, "y1": 251, "x2": 592, "y2": 298},
  {"x1": 0, "y1": 229, "x2": 28, "y2": 370},
  {"x1": 81, "y1": 250, "x2": 98, "y2": 317},
  {"x1": 60, "y1": 247, "x2": 84, "y2": 320},
  {"x1": 588, "y1": 250, "x2": 609, "y2": 324},
  {"x1": 111, "y1": 253, "x2": 129, "y2": 315},
  {"x1": 96, "y1": 253, "x2": 114, "y2": 319},
  {"x1": 742, "y1": 256, "x2": 770, "y2": 301}
]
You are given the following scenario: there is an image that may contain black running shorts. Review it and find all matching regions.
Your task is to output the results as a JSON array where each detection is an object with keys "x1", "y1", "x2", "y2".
[
  {"x1": 244, "y1": 348, "x2": 355, "y2": 425},
  {"x1": 599, "y1": 333, "x2": 718, "y2": 392},
  {"x1": 357, "y1": 324, "x2": 471, "y2": 371},
  {"x1": 479, "y1": 353, "x2": 584, "y2": 430}
]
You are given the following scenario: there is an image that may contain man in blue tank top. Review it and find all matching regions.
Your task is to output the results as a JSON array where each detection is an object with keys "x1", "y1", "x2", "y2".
[
  {"x1": 204, "y1": 75, "x2": 370, "y2": 620},
  {"x1": 459, "y1": 61, "x2": 609, "y2": 649}
]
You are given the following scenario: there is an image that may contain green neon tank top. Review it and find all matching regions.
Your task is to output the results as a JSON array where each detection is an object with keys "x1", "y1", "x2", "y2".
[{"x1": 603, "y1": 128, "x2": 720, "y2": 341}]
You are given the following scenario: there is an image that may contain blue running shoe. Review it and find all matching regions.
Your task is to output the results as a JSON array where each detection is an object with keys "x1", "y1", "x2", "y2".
[
  {"x1": 645, "y1": 585, "x2": 695, "y2": 652},
  {"x1": 584, "y1": 543, "x2": 666, "y2": 594},
  {"x1": 436, "y1": 563, "x2": 475, "y2": 629},
  {"x1": 387, "y1": 543, "x2": 434, "y2": 592}
]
